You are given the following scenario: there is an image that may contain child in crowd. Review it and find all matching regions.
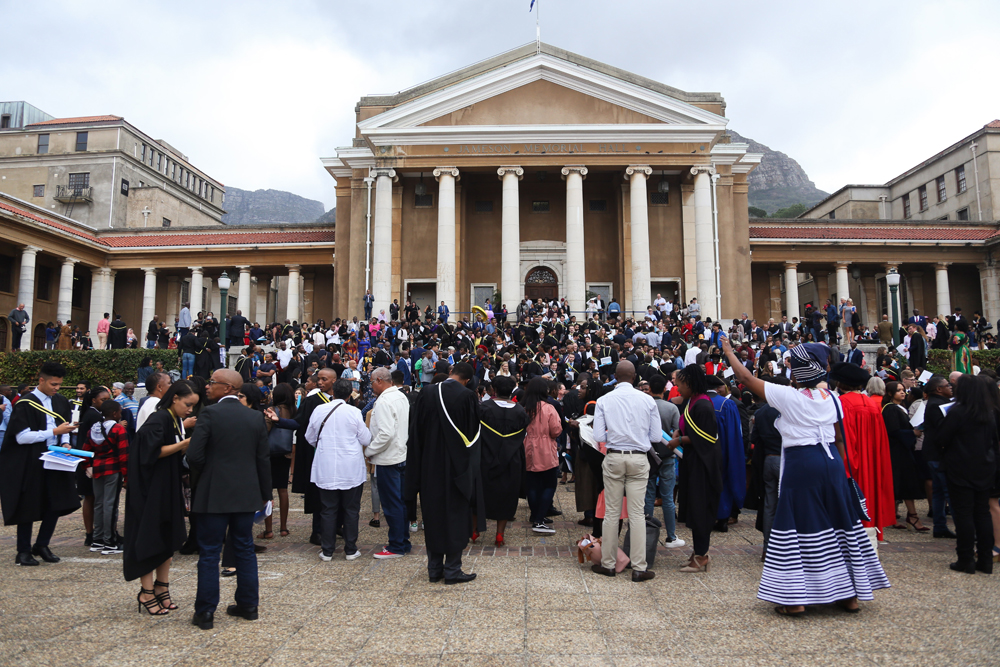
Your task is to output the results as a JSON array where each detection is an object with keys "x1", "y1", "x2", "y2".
[{"x1": 88, "y1": 400, "x2": 129, "y2": 555}]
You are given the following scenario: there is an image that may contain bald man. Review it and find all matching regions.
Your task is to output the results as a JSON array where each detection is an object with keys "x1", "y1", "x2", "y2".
[{"x1": 187, "y1": 369, "x2": 271, "y2": 630}]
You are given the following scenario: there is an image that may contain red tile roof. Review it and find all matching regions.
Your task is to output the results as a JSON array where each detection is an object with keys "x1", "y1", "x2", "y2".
[
  {"x1": 987, "y1": 119, "x2": 1000, "y2": 129},
  {"x1": 1, "y1": 199, "x2": 334, "y2": 248},
  {"x1": 103, "y1": 230, "x2": 335, "y2": 248},
  {"x1": 749, "y1": 226, "x2": 998, "y2": 241},
  {"x1": 26, "y1": 115, "x2": 123, "y2": 126}
]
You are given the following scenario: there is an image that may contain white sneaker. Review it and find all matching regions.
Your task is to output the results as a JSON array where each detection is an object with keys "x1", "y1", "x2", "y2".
[
  {"x1": 409, "y1": 522, "x2": 419, "y2": 533},
  {"x1": 532, "y1": 522, "x2": 556, "y2": 535},
  {"x1": 89, "y1": 544, "x2": 105, "y2": 553},
  {"x1": 345, "y1": 550, "x2": 362, "y2": 560},
  {"x1": 319, "y1": 551, "x2": 333, "y2": 561},
  {"x1": 101, "y1": 544, "x2": 123, "y2": 555},
  {"x1": 664, "y1": 537, "x2": 686, "y2": 548}
]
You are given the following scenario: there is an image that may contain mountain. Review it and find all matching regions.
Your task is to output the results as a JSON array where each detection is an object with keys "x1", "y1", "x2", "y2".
[
  {"x1": 726, "y1": 130, "x2": 828, "y2": 215},
  {"x1": 222, "y1": 187, "x2": 328, "y2": 225},
  {"x1": 316, "y1": 207, "x2": 336, "y2": 224}
]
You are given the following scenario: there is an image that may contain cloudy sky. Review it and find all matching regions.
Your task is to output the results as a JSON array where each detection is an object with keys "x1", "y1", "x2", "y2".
[{"x1": 3, "y1": 0, "x2": 996, "y2": 211}]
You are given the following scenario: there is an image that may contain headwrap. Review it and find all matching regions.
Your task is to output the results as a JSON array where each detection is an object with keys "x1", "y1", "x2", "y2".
[{"x1": 788, "y1": 343, "x2": 830, "y2": 386}]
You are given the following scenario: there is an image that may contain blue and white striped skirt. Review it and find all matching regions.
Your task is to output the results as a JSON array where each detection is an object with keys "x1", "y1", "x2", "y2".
[{"x1": 758, "y1": 444, "x2": 890, "y2": 606}]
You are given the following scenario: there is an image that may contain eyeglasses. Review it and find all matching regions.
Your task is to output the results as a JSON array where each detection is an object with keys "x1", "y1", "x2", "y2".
[{"x1": 208, "y1": 380, "x2": 234, "y2": 388}]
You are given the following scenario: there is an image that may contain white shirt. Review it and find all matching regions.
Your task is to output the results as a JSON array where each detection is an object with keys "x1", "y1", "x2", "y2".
[
  {"x1": 684, "y1": 345, "x2": 701, "y2": 367},
  {"x1": 764, "y1": 383, "x2": 839, "y2": 448},
  {"x1": 306, "y1": 399, "x2": 370, "y2": 490},
  {"x1": 136, "y1": 395, "x2": 160, "y2": 430},
  {"x1": 313, "y1": 331, "x2": 325, "y2": 347},
  {"x1": 16, "y1": 389, "x2": 70, "y2": 447},
  {"x1": 276, "y1": 348, "x2": 293, "y2": 368},
  {"x1": 593, "y1": 382, "x2": 660, "y2": 452},
  {"x1": 366, "y1": 386, "x2": 409, "y2": 466}
]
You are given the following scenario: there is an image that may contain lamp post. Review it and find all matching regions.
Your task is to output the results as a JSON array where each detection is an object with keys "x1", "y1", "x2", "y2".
[
  {"x1": 218, "y1": 271, "x2": 231, "y2": 359},
  {"x1": 886, "y1": 268, "x2": 901, "y2": 348}
]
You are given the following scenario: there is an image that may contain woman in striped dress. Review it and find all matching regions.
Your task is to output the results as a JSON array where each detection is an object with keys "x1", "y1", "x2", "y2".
[{"x1": 721, "y1": 339, "x2": 889, "y2": 616}]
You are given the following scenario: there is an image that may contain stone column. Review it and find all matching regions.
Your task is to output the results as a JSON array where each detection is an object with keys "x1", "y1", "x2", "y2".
[
  {"x1": 255, "y1": 275, "x2": 270, "y2": 324},
  {"x1": 935, "y1": 263, "x2": 952, "y2": 317},
  {"x1": 434, "y1": 167, "x2": 460, "y2": 312},
  {"x1": 89, "y1": 267, "x2": 109, "y2": 337},
  {"x1": 303, "y1": 272, "x2": 315, "y2": 324},
  {"x1": 979, "y1": 264, "x2": 1000, "y2": 325},
  {"x1": 189, "y1": 267, "x2": 204, "y2": 315},
  {"x1": 237, "y1": 266, "x2": 252, "y2": 316},
  {"x1": 106, "y1": 271, "x2": 117, "y2": 319},
  {"x1": 57, "y1": 258, "x2": 78, "y2": 324},
  {"x1": 371, "y1": 168, "x2": 397, "y2": 315},
  {"x1": 165, "y1": 275, "x2": 180, "y2": 327},
  {"x1": 784, "y1": 262, "x2": 800, "y2": 320},
  {"x1": 498, "y1": 166, "x2": 524, "y2": 309},
  {"x1": 16, "y1": 246, "x2": 39, "y2": 349},
  {"x1": 691, "y1": 167, "x2": 717, "y2": 321},
  {"x1": 141, "y1": 268, "x2": 157, "y2": 332},
  {"x1": 287, "y1": 265, "x2": 301, "y2": 323},
  {"x1": 563, "y1": 165, "x2": 589, "y2": 314},
  {"x1": 835, "y1": 262, "x2": 851, "y2": 304}
]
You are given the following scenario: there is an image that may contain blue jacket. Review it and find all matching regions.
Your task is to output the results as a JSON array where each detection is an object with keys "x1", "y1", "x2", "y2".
[{"x1": 710, "y1": 392, "x2": 746, "y2": 520}]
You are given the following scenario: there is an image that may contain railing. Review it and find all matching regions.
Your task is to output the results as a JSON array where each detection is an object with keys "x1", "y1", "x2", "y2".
[{"x1": 54, "y1": 185, "x2": 93, "y2": 202}]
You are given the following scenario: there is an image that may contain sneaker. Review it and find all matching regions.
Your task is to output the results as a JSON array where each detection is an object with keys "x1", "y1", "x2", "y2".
[
  {"x1": 664, "y1": 537, "x2": 686, "y2": 548},
  {"x1": 345, "y1": 550, "x2": 362, "y2": 561},
  {"x1": 409, "y1": 522, "x2": 419, "y2": 533},
  {"x1": 101, "y1": 543, "x2": 123, "y2": 555},
  {"x1": 319, "y1": 551, "x2": 333, "y2": 562},
  {"x1": 532, "y1": 522, "x2": 556, "y2": 535},
  {"x1": 373, "y1": 549, "x2": 404, "y2": 559},
  {"x1": 89, "y1": 543, "x2": 105, "y2": 553}
]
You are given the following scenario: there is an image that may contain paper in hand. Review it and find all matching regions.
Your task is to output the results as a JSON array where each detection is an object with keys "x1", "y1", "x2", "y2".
[{"x1": 918, "y1": 370, "x2": 933, "y2": 383}]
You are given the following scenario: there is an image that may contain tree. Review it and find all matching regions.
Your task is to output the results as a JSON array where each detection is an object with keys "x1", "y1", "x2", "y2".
[
  {"x1": 748, "y1": 206, "x2": 768, "y2": 218},
  {"x1": 771, "y1": 203, "x2": 808, "y2": 218}
]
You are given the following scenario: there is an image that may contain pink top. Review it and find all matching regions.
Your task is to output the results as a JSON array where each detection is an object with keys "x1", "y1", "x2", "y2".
[
  {"x1": 523, "y1": 401, "x2": 562, "y2": 472},
  {"x1": 97, "y1": 318, "x2": 110, "y2": 334}
]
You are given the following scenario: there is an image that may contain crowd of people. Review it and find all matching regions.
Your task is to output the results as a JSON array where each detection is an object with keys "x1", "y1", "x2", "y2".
[{"x1": 1, "y1": 290, "x2": 998, "y2": 628}]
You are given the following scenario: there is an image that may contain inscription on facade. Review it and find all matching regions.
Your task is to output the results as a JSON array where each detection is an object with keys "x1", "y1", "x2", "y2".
[{"x1": 451, "y1": 143, "x2": 640, "y2": 154}]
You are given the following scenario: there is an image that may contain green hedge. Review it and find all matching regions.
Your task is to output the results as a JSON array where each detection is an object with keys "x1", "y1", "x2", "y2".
[
  {"x1": 926, "y1": 348, "x2": 1000, "y2": 376},
  {"x1": 0, "y1": 350, "x2": 178, "y2": 398}
]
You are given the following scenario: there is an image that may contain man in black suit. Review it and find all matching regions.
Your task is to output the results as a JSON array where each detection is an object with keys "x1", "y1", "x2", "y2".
[
  {"x1": 187, "y1": 369, "x2": 271, "y2": 630},
  {"x1": 846, "y1": 341, "x2": 865, "y2": 366},
  {"x1": 228, "y1": 310, "x2": 250, "y2": 351}
]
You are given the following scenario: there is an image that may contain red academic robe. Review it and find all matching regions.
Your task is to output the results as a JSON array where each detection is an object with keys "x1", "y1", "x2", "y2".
[{"x1": 839, "y1": 392, "x2": 896, "y2": 537}]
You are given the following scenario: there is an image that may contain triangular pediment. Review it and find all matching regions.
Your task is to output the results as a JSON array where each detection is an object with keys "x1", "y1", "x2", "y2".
[
  {"x1": 419, "y1": 79, "x2": 664, "y2": 127},
  {"x1": 357, "y1": 52, "x2": 728, "y2": 145}
]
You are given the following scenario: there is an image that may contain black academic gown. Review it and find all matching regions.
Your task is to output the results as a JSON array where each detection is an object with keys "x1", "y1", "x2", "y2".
[
  {"x1": 108, "y1": 319, "x2": 128, "y2": 349},
  {"x1": 193, "y1": 338, "x2": 215, "y2": 379},
  {"x1": 677, "y1": 395, "x2": 723, "y2": 534},
  {"x1": 291, "y1": 391, "x2": 329, "y2": 515},
  {"x1": 479, "y1": 399, "x2": 530, "y2": 521},
  {"x1": 0, "y1": 393, "x2": 80, "y2": 525},
  {"x1": 405, "y1": 379, "x2": 486, "y2": 554},
  {"x1": 123, "y1": 409, "x2": 186, "y2": 581}
]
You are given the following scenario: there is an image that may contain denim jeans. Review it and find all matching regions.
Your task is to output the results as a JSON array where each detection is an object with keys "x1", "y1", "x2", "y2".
[
  {"x1": 526, "y1": 467, "x2": 559, "y2": 523},
  {"x1": 182, "y1": 352, "x2": 195, "y2": 379},
  {"x1": 761, "y1": 455, "x2": 781, "y2": 551},
  {"x1": 927, "y1": 459, "x2": 951, "y2": 533},
  {"x1": 643, "y1": 457, "x2": 677, "y2": 540},
  {"x1": 146, "y1": 340, "x2": 156, "y2": 349},
  {"x1": 376, "y1": 462, "x2": 411, "y2": 555},
  {"x1": 195, "y1": 512, "x2": 258, "y2": 615}
]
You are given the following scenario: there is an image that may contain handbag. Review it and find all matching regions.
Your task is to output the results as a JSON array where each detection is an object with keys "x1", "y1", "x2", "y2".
[
  {"x1": 575, "y1": 534, "x2": 630, "y2": 572},
  {"x1": 834, "y1": 397, "x2": 871, "y2": 522},
  {"x1": 268, "y1": 424, "x2": 294, "y2": 456}
]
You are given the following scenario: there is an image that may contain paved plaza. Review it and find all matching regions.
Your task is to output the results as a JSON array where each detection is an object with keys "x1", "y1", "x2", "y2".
[{"x1": 0, "y1": 484, "x2": 997, "y2": 667}]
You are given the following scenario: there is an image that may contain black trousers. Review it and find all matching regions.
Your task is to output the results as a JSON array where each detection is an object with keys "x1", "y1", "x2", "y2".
[
  {"x1": 320, "y1": 484, "x2": 362, "y2": 556},
  {"x1": 948, "y1": 482, "x2": 993, "y2": 564},
  {"x1": 11, "y1": 326, "x2": 23, "y2": 349},
  {"x1": 427, "y1": 550, "x2": 464, "y2": 579},
  {"x1": 692, "y1": 525, "x2": 711, "y2": 557},
  {"x1": 17, "y1": 512, "x2": 59, "y2": 553}
]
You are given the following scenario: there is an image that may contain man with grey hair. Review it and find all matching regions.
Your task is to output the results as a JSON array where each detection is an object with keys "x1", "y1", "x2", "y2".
[{"x1": 367, "y1": 366, "x2": 411, "y2": 559}]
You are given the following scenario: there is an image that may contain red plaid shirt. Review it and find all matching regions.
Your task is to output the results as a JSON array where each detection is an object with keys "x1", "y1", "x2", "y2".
[{"x1": 88, "y1": 423, "x2": 128, "y2": 480}]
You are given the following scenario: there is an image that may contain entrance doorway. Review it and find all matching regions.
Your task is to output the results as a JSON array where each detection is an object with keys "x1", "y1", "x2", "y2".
[
  {"x1": 406, "y1": 282, "x2": 436, "y2": 312},
  {"x1": 525, "y1": 266, "x2": 558, "y2": 303}
]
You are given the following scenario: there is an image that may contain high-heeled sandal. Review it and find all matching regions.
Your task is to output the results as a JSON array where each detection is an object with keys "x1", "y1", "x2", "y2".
[
  {"x1": 680, "y1": 554, "x2": 711, "y2": 573},
  {"x1": 153, "y1": 580, "x2": 178, "y2": 610},
  {"x1": 495, "y1": 534, "x2": 504, "y2": 548},
  {"x1": 993, "y1": 546, "x2": 1000, "y2": 563},
  {"x1": 906, "y1": 513, "x2": 930, "y2": 533},
  {"x1": 137, "y1": 587, "x2": 168, "y2": 615}
]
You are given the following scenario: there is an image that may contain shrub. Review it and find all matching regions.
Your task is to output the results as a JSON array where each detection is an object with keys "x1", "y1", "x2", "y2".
[
  {"x1": 926, "y1": 348, "x2": 1000, "y2": 376},
  {"x1": 0, "y1": 349, "x2": 178, "y2": 398}
]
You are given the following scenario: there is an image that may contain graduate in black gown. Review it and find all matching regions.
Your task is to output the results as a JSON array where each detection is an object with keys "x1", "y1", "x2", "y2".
[
  {"x1": 0, "y1": 362, "x2": 80, "y2": 566},
  {"x1": 292, "y1": 368, "x2": 335, "y2": 544},
  {"x1": 405, "y1": 362, "x2": 484, "y2": 584},
  {"x1": 123, "y1": 380, "x2": 199, "y2": 615},
  {"x1": 478, "y1": 375, "x2": 530, "y2": 547},
  {"x1": 108, "y1": 315, "x2": 128, "y2": 349}
]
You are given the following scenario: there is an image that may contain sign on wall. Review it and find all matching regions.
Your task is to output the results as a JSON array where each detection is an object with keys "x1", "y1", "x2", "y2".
[{"x1": 120, "y1": 179, "x2": 129, "y2": 196}]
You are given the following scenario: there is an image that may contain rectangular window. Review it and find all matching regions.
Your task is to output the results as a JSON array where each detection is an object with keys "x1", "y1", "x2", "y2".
[
  {"x1": 75, "y1": 131, "x2": 88, "y2": 151},
  {"x1": 0, "y1": 114, "x2": 10, "y2": 128},
  {"x1": 650, "y1": 192, "x2": 669, "y2": 206},
  {"x1": 902, "y1": 194, "x2": 911, "y2": 218},
  {"x1": 180, "y1": 281, "x2": 190, "y2": 305},
  {"x1": 589, "y1": 199, "x2": 608, "y2": 212},
  {"x1": 228, "y1": 295, "x2": 237, "y2": 314},
  {"x1": 414, "y1": 193, "x2": 433, "y2": 207},
  {"x1": 829, "y1": 210, "x2": 836, "y2": 220},
  {"x1": 68, "y1": 172, "x2": 90, "y2": 190},
  {"x1": 936, "y1": 175, "x2": 947, "y2": 202},
  {"x1": 37, "y1": 134, "x2": 49, "y2": 154},
  {"x1": 162, "y1": 218, "x2": 171, "y2": 228},
  {"x1": 474, "y1": 200, "x2": 493, "y2": 213},
  {"x1": 156, "y1": 153, "x2": 161, "y2": 170},
  {"x1": 918, "y1": 185, "x2": 928, "y2": 211},
  {"x1": 141, "y1": 144, "x2": 146, "y2": 162},
  {"x1": 36, "y1": 266, "x2": 52, "y2": 301},
  {"x1": 0, "y1": 255, "x2": 13, "y2": 293},
  {"x1": 532, "y1": 201, "x2": 550, "y2": 213},
  {"x1": 957, "y1": 207, "x2": 970, "y2": 221},
  {"x1": 956, "y1": 165, "x2": 967, "y2": 193},
  {"x1": 32, "y1": 185, "x2": 44, "y2": 198},
  {"x1": 71, "y1": 274, "x2": 83, "y2": 308}
]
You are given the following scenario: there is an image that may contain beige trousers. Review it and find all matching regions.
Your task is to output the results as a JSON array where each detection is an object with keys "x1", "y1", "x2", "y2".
[
  {"x1": 600, "y1": 451, "x2": 650, "y2": 572},
  {"x1": 97, "y1": 332, "x2": 107, "y2": 349}
]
